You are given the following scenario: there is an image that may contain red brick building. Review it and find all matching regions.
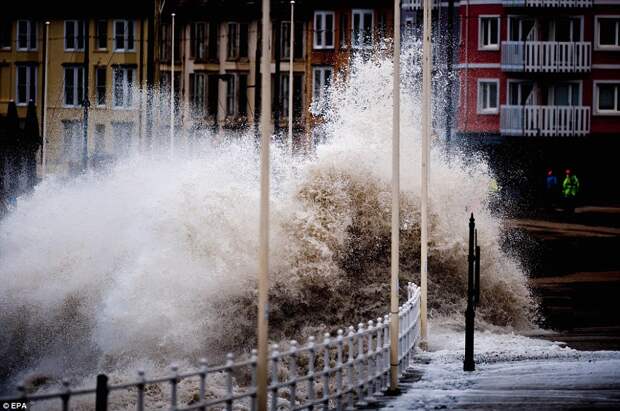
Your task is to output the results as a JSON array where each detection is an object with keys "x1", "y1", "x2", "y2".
[{"x1": 455, "y1": 0, "x2": 620, "y2": 202}]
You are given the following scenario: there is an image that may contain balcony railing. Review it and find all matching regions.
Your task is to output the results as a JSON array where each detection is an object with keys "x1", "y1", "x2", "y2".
[
  {"x1": 501, "y1": 41, "x2": 591, "y2": 73},
  {"x1": 500, "y1": 105, "x2": 590, "y2": 137},
  {"x1": 503, "y1": 0, "x2": 592, "y2": 7},
  {"x1": 402, "y1": 0, "x2": 440, "y2": 10}
]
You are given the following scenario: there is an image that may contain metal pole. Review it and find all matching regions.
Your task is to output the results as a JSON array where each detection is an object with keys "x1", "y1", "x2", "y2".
[
  {"x1": 257, "y1": 0, "x2": 271, "y2": 409},
  {"x1": 389, "y1": 0, "x2": 401, "y2": 394},
  {"x1": 288, "y1": 0, "x2": 295, "y2": 155},
  {"x1": 464, "y1": 214, "x2": 476, "y2": 371},
  {"x1": 170, "y1": 13, "x2": 175, "y2": 156},
  {"x1": 420, "y1": 0, "x2": 432, "y2": 345},
  {"x1": 82, "y1": 18, "x2": 90, "y2": 171},
  {"x1": 42, "y1": 21, "x2": 49, "y2": 175}
]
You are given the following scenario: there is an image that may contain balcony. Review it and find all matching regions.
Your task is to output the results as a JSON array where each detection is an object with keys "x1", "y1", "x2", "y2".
[
  {"x1": 501, "y1": 41, "x2": 591, "y2": 73},
  {"x1": 503, "y1": 0, "x2": 592, "y2": 7},
  {"x1": 500, "y1": 105, "x2": 590, "y2": 137},
  {"x1": 402, "y1": 0, "x2": 440, "y2": 10}
]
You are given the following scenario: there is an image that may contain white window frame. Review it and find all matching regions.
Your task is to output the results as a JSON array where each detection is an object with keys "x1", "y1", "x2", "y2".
[
  {"x1": 506, "y1": 79, "x2": 535, "y2": 105},
  {"x1": 548, "y1": 16, "x2": 584, "y2": 42},
  {"x1": 311, "y1": 66, "x2": 333, "y2": 113},
  {"x1": 16, "y1": 20, "x2": 37, "y2": 51},
  {"x1": 226, "y1": 73, "x2": 236, "y2": 116},
  {"x1": 64, "y1": 20, "x2": 85, "y2": 51},
  {"x1": 96, "y1": 19, "x2": 108, "y2": 50},
  {"x1": 479, "y1": 15, "x2": 500, "y2": 51},
  {"x1": 595, "y1": 15, "x2": 620, "y2": 51},
  {"x1": 593, "y1": 80, "x2": 620, "y2": 116},
  {"x1": 313, "y1": 11, "x2": 335, "y2": 50},
  {"x1": 506, "y1": 15, "x2": 537, "y2": 42},
  {"x1": 112, "y1": 66, "x2": 136, "y2": 108},
  {"x1": 113, "y1": 19, "x2": 135, "y2": 52},
  {"x1": 477, "y1": 78, "x2": 499, "y2": 115},
  {"x1": 15, "y1": 64, "x2": 37, "y2": 106},
  {"x1": 352, "y1": 9, "x2": 374, "y2": 50},
  {"x1": 549, "y1": 80, "x2": 582, "y2": 106},
  {"x1": 191, "y1": 71, "x2": 207, "y2": 113},
  {"x1": 95, "y1": 66, "x2": 106, "y2": 107},
  {"x1": 64, "y1": 66, "x2": 85, "y2": 107}
]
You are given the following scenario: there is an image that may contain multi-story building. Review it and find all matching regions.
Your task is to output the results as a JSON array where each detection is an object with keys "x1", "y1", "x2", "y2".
[
  {"x1": 0, "y1": 1, "x2": 152, "y2": 175},
  {"x1": 161, "y1": 0, "x2": 394, "y2": 147},
  {"x1": 455, "y1": 0, "x2": 620, "y2": 201}
]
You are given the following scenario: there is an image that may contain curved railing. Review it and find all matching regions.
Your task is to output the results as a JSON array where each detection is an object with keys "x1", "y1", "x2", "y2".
[{"x1": 1, "y1": 283, "x2": 421, "y2": 411}]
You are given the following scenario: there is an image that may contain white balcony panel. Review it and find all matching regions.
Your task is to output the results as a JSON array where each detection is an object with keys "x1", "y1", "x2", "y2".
[
  {"x1": 500, "y1": 105, "x2": 590, "y2": 137},
  {"x1": 501, "y1": 41, "x2": 591, "y2": 73}
]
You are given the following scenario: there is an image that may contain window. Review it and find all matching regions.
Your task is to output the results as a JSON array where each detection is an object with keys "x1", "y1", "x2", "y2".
[
  {"x1": 114, "y1": 20, "x2": 135, "y2": 51},
  {"x1": 62, "y1": 120, "x2": 83, "y2": 164},
  {"x1": 95, "y1": 67, "x2": 106, "y2": 106},
  {"x1": 112, "y1": 122, "x2": 134, "y2": 155},
  {"x1": 65, "y1": 20, "x2": 85, "y2": 51},
  {"x1": 17, "y1": 20, "x2": 37, "y2": 51},
  {"x1": 226, "y1": 74, "x2": 236, "y2": 116},
  {"x1": 314, "y1": 11, "x2": 335, "y2": 49},
  {"x1": 508, "y1": 17, "x2": 535, "y2": 42},
  {"x1": 94, "y1": 124, "x2": 106, "y2": 155},
  {"x1": 596, "y1": 16, "x2": 620, "y2": 50},
  {"x1": 477, "y1": 79, "x2": 499, "y2": 114},
  {"x1": 278, "y1": 73, "x2": 303, "y2": 120},
  {"x1": 191, "y1": 22, "x2": 207, "y2": 61},
  {"x1": 280, "y1": 74, "x2": 290, "y2": 116},
  {"x1": 96, "y1": 20, "x2": 107, "y2": 49},
  {"x1": 551, "y1": 82, "x2": 580, "y2": 106},
  {"x1": 339, "y1": 13, "x2": 347, "y2": 48},
  {"x1": 227, "y1": 23, "x2": 248, "y2": 60},
  {"x1": 207, "y1": 74, "x2": 219, "y2": 117},
  {"x1": 594, "y1": 82, "x2": 620, "y2": 115},
  {"x1": 16, "y1": 64, "x2": 37, "y2": 105},
  {"x1": 479, "y1": 16, "x2": 499, "y2": 50},
  {"x1": 1, "y1": 19, "x2": 11, "y2": 49},
  {"x1": 208, "y1": 23, "x2": 219, "y2": 61},
  {"x1": 352, "y1": 9, "x2": 373, "y2": 49},
  {"x1": 238, "y1": 74, "x2": 248, "y2": 117},
  {"x1": 312, "y1": 66, "x2": 332, "y2": 113},
  {"x1": 112, "y1": 66, "x2": 135, "y2": 108},
  {"x1": 190, "y1": 72, "x2": 206, "y2": 113},
  {"x1": 281, "y1": 21, "x2": 292, "y2": 59},
  {"x1": 507, "y1": 80, "x2": 534, "y2": 106},
  {"x1": 64, "y1": 66, "x2": 85, "y2": 107}
]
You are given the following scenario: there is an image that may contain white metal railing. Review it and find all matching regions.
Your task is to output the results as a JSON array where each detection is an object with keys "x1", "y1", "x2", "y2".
[
  {"x1": 0, "y1": 283, "x2": 421, "y2": 411},
  {"x1": 503, "y1": 0, "x2": 592, "y2": 7},
  {"x1": 501, "y1": 41, "x2": 591, "y2": 72},
  {"x1": 500, "y1": 105, "x2": 591, "y2": 137},
  {"x1": 402, "y1": 0, "x2": 441, "y2": 10}
]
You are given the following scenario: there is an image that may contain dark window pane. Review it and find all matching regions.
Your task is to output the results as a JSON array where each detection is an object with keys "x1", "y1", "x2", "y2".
[{"x1": 599, "y1": 85, "x2": 615, "y2": 110}]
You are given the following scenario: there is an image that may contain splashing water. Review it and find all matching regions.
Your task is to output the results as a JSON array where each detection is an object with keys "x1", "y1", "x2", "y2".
[{"x1": 0, "y1": 44, "x2": 535, "y2": 393}]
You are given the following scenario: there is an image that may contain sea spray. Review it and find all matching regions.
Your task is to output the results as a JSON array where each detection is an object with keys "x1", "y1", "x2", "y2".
[{"x1": 0, "y1": 44, "x2": 534, "y2": 396}]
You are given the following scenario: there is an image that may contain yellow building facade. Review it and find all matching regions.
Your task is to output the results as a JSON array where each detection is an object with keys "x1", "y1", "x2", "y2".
[{"x1": 1, "y1": 17, "x2": 150, "y2": 175}]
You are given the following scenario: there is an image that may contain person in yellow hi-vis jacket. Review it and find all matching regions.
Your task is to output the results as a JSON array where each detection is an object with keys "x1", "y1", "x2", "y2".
[{"x1": 562, "y1": 168, "x2": 580, "y2": 213}]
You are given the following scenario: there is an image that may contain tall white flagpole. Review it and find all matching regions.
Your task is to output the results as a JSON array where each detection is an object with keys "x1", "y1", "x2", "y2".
[
  {"x1": 42, "y1": 21, "x2": 50, "y2": 175},
  {"x1": 420, "y1": 0, "x2": 432, "y2": 345},
  {"x1": 389, "y1": 0, "x2": 401, "y2": 393},
  {"x1": 257, "y1": 0, "x2": 272, "y2": 409},
  {"x1": 170, "y1": 13, "x2": 176, "y2": 156},
  {"x1": 288, "y1": 0, "x2": 295, "y2": 155}
]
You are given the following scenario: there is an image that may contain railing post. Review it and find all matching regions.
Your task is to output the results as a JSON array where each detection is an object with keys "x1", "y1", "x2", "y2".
[
  {"x1": 95, "y1": 374, "x2": 109, "y2": 411},
  {"x1": 373, "y1": 318, "x2": 384, "y2": 397},
  {"x1": 336, "y1": 331, "x2": 344, "y2": 411},
  {"x1": 199, "y1": 359, "x2": 208, "y2": 411},
  {"x1": 383, "y1": 314, "x2": 390, "y2": 390},
  {"x1": 271, "y1": 344, "x2": 279, "y2": 411},
  {"x1": 61, "y1": 379, "x2": 71, "y2": 411},
  {"x1": 226, "y1": 354, "x2": 234, "y2": 411},
  {"x1": 307, "y1": 337, "x2": 317, "y2": 410},
  {"x1": 289, "y1": 342, "x2": 298, "y2": 410},
  {"x1": 355, "y1": 323, "x2": 367, "y2": 407},
  {"x1": 464, "y1": 214, "x2": 476, "y2": 372},
  {"x1": 322, "y1": 333, "x2": 331, "y2": 410},
  {"x1": 137, "y1": 370, "x2": 146, "y2": 411},
  {"x1": 251, "y1": 349, "x2": 258, "y2": 411},
  {"x1": 170, "y1": 364, "x2": 179, "y2": 411},
  {"x1": 346, "y1": 327, "x2": 355, "y2": 410},
  {"x1": 365, "y1": 321, "x2": 376, "y2": 403}
]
